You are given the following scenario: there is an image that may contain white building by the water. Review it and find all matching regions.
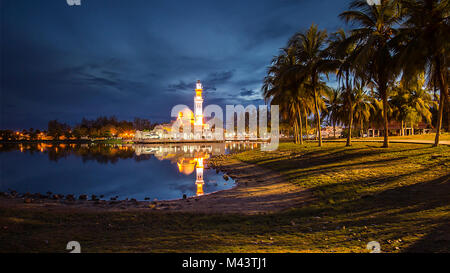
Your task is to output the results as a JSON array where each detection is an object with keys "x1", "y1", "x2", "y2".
[{"x1": 135, "y1": 80, "x2": 211, "y2": 141}]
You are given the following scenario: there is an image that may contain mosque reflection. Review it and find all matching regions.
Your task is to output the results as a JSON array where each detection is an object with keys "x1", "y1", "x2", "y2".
[
  {"x1": 0, "y1": 142, "x2": 259, "y2": 197},
  {"x1": 134, "y1": 144, "x2": 220, "y2": 196},
  {"x1": 134, "y1": 143, "x2": 258, "y2": 196}
]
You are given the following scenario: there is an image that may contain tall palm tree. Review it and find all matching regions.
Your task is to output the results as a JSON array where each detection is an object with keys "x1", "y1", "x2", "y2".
[
  {"x1": 407, "y1": 75, "x2": 436, "y2": 133},
  {"x1": 324, "y1": 88, "x2": 343, "y2": 138},
  {"x1": 263, "y1": 47, "x2": 306, "y2": 144},
  {"x1": 272, "y1": 90, "x2": 303, "y2": 143},
  {"x1": 393, "y1": 0, "x2": 449, "y2": 146},
  {"x1": 288, "y1": 24, "x2": 335, "y2": 147},
  {"x1": 391, "y1": 82, "x2": 411, "y2": 135},
  {"x1": 352, "y1": 81, "x2": 375, "y2": 137},
  {"x1": 340, "y1": 0, "x2": 401, "y2": 148},
  {"x1": 327, "y1": 29, "x2": 357, "y2": 146},
  {"x1": 390, "y1": 75, "x2": 435, "y2": 135}
]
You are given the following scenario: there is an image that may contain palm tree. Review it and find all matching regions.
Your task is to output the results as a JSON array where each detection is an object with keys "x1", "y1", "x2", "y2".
[
  {"x1": 391, "y1": 74, "x2": 435, "y2": 135},
  {"x1": 368, "y1": 96, "x2": 385, "y2": 136},
  {"x1": 324, "y1": 88, "x2": 343, "y2": 138},
  {"x1": 407, "y1": 74, "x2": 436, "y2": 133},
  {"x1": 340, "y1": 0, "x2": 401, "y2": 148},
  {"x1": 263, "y1": 47, "x2": 306, "y2": 144},
  {"x1": 391, "y1": 82, "x2": 411, "y2": 135},
  {"x1": 288, "y1": 24, "x2": 335, "y2": 147},
  {"x1": 393, "y1": 0, "x2": 449, "y2": 146},
  {"x1": 296, "y1": 83, "x2": 316, "y2": 143},
  {"x1": 272, "y1": 90, "x2": 303, "y2": 144},
  {"x1": 327, "y1": 29, "x2": 357, "y2": 146},
  {"x1": 352, "y1": 81, "x2": 375, "y2": 137}
]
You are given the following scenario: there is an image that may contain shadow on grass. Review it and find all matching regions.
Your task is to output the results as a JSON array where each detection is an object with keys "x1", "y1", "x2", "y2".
[
  {"x1": 405, "y1": 221, "x2": 450, "y2": 253},
  {"x1": 231, "y1": 143, "x2": 449, "y2": 252}
]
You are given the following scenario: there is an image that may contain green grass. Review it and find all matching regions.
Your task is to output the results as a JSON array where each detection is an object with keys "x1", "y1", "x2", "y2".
[
  {"x1": 360, "y1": 133, "x2": 450, "y2": 142},
  {"x1": 0, "y1": 142, "x2": 448, "y2": 253}
]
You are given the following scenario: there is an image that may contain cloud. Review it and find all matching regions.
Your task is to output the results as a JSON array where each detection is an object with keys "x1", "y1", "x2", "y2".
[
  {"x1": 206, "y1": 70, "x2": 234, "y2": 84},
  {"x1": 239, "y1": 88, "x2": 257, "y2": 97},
  {"x1": 1, "y1": 0, "x2": 349, "y2": 129},
  {"x1": 167, "y1": 80, "x2": 194, "y2": 92},
  {"x1": 238, "y1": 88, "x2": 263, "y2": 101},
  {"x1": 167, "y1": 70, "x2": 235, "y2": 92},
  {"x1": 55, "y1": 59, "x2": 147, "y2": 95}
]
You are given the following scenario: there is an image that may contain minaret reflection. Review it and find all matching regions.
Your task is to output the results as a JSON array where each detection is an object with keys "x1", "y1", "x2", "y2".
[
  {"x1": 176, "y1": 156, "x2": 206, "y2": 196},
  {"x1": 134, "y1": 144, "x2": 228, "y2": 197},
  {"x1": 195, "y1": 157, "x2": 205, "y2": 196}
]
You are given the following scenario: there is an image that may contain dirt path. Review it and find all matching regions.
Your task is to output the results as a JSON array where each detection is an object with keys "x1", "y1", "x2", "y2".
[{"x1": 0, "y1": 157, "x2": 313, "y2": 215}]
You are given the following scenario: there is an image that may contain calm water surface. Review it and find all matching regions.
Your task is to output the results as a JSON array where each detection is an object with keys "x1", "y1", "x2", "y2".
[{"x1": 0, "y1": 142, "x2": 259, "y2": 201}]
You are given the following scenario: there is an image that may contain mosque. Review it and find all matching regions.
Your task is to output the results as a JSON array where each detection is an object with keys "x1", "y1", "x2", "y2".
[{"x1": 135, "y1": 80, "x2": 210, "y2": 141}]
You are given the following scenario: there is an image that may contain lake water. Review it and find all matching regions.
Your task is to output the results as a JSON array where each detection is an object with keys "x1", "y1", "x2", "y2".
[{"x1": 0, "y1": 142, "x2": 259, "y2": 201}]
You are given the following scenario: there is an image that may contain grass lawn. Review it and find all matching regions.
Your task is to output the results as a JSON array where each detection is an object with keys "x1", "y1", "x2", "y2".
[
  {"x1": 356, "y1": 133, "x2": 450, "y2": 142},
  {"x1": 0, "y1": 142, "x2": 448, "y2": 253}
]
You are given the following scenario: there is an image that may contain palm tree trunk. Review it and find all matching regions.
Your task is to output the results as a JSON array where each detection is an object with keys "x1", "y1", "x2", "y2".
[
  {"x1": 333, "y1": 122, "x2": 336, "y2": 138},
  {"x1": 297, "y1": 104, "x2": 303, "y2": 145},
  {"x1": 401, "y1": 120, "x2": 404, "y2": 136},
  {"x1": 346, "y1": 107, "x2": 353, "y2": 146},
  {"x1": 434, "y1": 57, "x2": 448, "y2": 146},
  {"x1": 446, "y1": 95, "x2": 450, "y2": 132},
  {"x1": 434, "y1": 93, "x2": 445, "y2": 146},
  {"x1": 411, "y1": 121, "x2": 414, "y2": 135},
  {"x1": 303, "y1": 107, "x2": 309, "y2": 140},
  {"x1": 360, "y1": 119, "x2": 364, "y2": 138},
  {"x1": 381, "y1": 85, "x2": 389, "y2": 148},
  {"x1": 293, "y1": 119, "x2": 298, "y2": 144},
  {"x1": 314, "y1": 89, "x2": 322, "y2": 147},
  {"x1": 345, "y1": 72, "x2": 352, "y2": 147}
]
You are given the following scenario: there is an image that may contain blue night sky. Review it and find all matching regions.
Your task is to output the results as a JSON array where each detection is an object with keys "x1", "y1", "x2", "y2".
[{"x1": 1, "y1": 0, "x2": 351, "y2": 129}]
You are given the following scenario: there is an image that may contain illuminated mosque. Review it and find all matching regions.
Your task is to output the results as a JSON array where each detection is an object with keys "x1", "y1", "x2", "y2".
[{"x1": 135, "y1": 80, "x2": 210, "y2": 140}]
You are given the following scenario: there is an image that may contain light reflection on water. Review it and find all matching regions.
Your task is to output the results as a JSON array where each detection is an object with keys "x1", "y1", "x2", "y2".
[{"x1": 0, "y1": 142, "x2": 259, "y2": 201}]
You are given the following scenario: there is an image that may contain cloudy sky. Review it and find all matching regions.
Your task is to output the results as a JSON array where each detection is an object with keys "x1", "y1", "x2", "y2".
[{"x1": 1, "y1": 0, "x2": 352, "y2": 129}]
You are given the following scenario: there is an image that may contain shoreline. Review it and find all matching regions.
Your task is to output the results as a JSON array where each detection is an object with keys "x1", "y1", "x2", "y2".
[{"x1": 0, "y1": 154, "x2": 312, "y2": 215}]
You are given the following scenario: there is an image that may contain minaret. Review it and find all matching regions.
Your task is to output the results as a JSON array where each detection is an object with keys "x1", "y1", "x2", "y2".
[
  {"x1": 194, "y1": 80, "x2": 203, "y2": 126},
  {"x1": 195, "y1": 157, "x2": 205, "y2": 196}
]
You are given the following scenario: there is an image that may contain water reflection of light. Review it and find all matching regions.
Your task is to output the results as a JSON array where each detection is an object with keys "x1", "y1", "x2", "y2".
[
  {"x1": 195, "y1": 157, "x2": 204, "y2": 196},
  {"x1": 175, "y1": 156, "x2": 206, "y2": 196},
  {"x1": 177, "y1": 158, "x2": 197, "y2": 175},
  {"x1": 9, "y1": 142, "x2": 260, "y2": 198}
]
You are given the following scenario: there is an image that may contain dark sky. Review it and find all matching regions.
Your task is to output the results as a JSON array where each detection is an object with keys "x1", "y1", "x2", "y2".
[{"x1": 1, "y1": 0, "x2": 351, "y2": 130}]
